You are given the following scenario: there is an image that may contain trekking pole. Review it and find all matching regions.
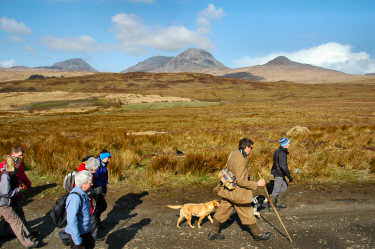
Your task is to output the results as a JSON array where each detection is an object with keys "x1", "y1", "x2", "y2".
[{"x1": 257, "y1": 172, "x2": 293, "y2": 243}]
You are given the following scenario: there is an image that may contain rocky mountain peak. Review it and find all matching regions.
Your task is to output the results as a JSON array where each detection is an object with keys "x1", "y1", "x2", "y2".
[
  {"x1": 265, "y1": 56, "x2": 296, "y2": 66},
  {"x1": 164, "y1": 48, "x2": 227, "y2": 72},
  {"x1": 50, "y1": 58, "x2": 97, "y2": 72},
  {"x1": 122, "y1": 56, "x2": 173, "y2": 73}
]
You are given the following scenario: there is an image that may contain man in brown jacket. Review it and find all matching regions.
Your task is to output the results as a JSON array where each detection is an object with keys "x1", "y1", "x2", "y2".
[{"x1": 208, "y1": 138, "x2": 272, "y2": 241}]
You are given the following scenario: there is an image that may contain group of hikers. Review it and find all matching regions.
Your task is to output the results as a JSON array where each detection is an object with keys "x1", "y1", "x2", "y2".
[
  {"x1": 0, "y1": 136, "x2": 292, "y2": 248},
  {"x1": 0, "y1": 147, "x2": 112, "y2": 248}
]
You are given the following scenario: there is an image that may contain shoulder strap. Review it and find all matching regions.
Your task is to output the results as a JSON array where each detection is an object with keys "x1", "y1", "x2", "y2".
[{"x1": 69, "y1": 191, "x2": 83, "y2": 208}]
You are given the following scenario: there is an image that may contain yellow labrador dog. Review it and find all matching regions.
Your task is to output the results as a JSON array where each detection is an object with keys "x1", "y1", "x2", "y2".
[{"x1": 167, "y1": 200, "x2": 220, "y2": 229}]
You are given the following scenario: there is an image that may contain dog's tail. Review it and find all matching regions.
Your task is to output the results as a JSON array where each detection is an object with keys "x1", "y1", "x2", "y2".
[{"x1": 167, "y1": 205, "x2": 184, "y2": 209}]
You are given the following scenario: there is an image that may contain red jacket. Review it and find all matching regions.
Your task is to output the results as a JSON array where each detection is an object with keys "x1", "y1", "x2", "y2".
[
  {"x1": 0, "y1": 159, "x2": 32, "y2": 189},
  {"x1": 77, "y1": 162, "x2": 95, "y2": 214}
]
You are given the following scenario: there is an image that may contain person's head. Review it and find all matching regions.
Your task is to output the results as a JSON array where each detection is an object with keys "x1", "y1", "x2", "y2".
[
  {"x1": 85, "y1": 157, "x2": 100, "y2": 174},
  {"x1": 4, "y1": 156, "x2": 20, "y2": 172},
  {"x1": 239, "y1": 138, "x2": 254, "y2": 156},
  {"x1": 74, "y1": 170, "x2": 93, "y2": 192},
  {"x1": 99, "y1": 150, "x2": 111, "y2": 164},
  {"x1": 279, "y1": 137, "x2": 290, "y2": 148},
  {"x1": 11, "y1": 146, "x2": 24, "y2": 159}
]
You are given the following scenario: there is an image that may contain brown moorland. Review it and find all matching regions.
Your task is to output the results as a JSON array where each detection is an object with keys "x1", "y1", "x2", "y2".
[{"x1": 0, "y1": 72, "x2": 374, "y2": 191}]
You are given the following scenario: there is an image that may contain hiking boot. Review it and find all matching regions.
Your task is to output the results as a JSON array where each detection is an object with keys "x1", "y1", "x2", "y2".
[
  {"x1": 207, "y1": 231, "x2": 225, "y2": 240},
  {"x1": 276, "y1": 203, "x2": 287, "y2": 209},
  {"x1": 269, "y1": 196, "x2": 280, "y2": 211},
  {"x1": 253, "y1": 232, "x2": 272, "y2": 241},
  {"x1": 28, "y1": 240, "x2": 42, "y2": 248},
  {"x1": 208, "y1": 219, "x2": 225, "y2": 240},
  {"x1": 276, "y1": 193, "x2": 287, "y2": 209},
  {"x1": 249, "y1": 224, "x2": 272, "y2": 241}
]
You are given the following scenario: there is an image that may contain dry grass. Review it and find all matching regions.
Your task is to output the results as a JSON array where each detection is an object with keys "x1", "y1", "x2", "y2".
[{"x1": 0, "y1": 72, "x2": 374, "y2": 191}]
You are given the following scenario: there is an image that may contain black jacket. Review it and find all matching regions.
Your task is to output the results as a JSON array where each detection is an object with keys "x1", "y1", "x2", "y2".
[{"x1": 271, "y1": 146, "x2": 292, "y2": 180}]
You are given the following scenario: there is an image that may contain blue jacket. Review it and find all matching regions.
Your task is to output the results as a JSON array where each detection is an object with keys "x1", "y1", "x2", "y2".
[
  {"x1": 65, "y1": 186, "x2": 91, "y2": 246},
  {"x1": 93, "y1": 157, "x2": 108, "y2": 189}
]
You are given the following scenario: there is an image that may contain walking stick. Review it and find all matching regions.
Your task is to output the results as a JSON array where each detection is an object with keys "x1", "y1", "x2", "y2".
[{"x1": 258, "y1": 172, "x2": 293, "y2": 243}]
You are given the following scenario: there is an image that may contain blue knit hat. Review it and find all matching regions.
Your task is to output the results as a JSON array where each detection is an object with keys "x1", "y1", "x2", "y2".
[
  {"x1": 279, "y1": 137, "x2": 290, "y2": 147},
  {"x1": 100, "y1": 152, "x2": 111, "y2": 160}
]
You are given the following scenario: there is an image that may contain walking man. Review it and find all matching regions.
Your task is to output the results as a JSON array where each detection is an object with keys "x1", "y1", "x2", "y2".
[
  {"x1": 208, "y1": 138, "x2": 272, "y2": 241},
  {"x1": 270, "y1": 137, "x2": 293, "y2": 211}
]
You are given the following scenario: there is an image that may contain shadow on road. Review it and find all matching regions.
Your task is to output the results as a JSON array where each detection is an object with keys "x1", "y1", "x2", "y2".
[
  {"x1": 21, "y1": 183, "x2": 57, "y2": 207},
  {"x1": 101, "y1": 191, "x2": 149, "y2": 239},
  {"x1": 106, "y1": 218, "x2": 151, "y2": 249},
  {"x1": 260, "y1": 215, "x2": 289, "y2": 240}
]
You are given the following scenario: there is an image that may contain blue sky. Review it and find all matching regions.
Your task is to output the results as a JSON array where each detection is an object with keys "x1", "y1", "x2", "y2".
[{"x1": 1, "y1": 0, "x2": 374, "y2": 74}]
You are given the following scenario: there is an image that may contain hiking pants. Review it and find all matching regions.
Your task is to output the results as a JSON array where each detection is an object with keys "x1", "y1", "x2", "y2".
[
  {"x1": 0, "y1": 205, "x2": 34, "y2": 247},
  {"x1": 270, "y1": 176, "x2": 288, "y2": 198},
  {"x1": 68, "y1": 232, "x2": 95, "y2": 249},
  {"x1": 214, "y1": 199, "x2": 256, "y2": 225},
  {"x1": 12, "y1": 201, "x2": 33, "y2": 237}
]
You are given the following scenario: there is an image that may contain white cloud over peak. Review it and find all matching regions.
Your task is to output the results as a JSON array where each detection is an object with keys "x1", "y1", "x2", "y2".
[
  {"x1": 0, "y1": 59, "x2": 16, "y2": 68},
  {"x1": 0, "y1": 17, "x2": 32, "y2": 35},
  {"x1": 111, "y1": 13, "x2": 214, "y2": 54},
  {"x1": 196, "y1": 4, "x2": 226, "y2": 34},
  {"x1": 235, "y1": 42, "x2": 375, "y2": 74},
  {"x1": 42, "y1": 35, "x2": 101, "y2": 53}
]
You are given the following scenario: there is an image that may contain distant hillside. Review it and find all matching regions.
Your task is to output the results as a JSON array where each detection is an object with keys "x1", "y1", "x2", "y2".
[
  {"x1": 203, "y1": 56, "x2": 365, "y2": 83},
  {"x1": 365, "y1": 73, "x2": 375, "y2": 76},
  {"x1": 220, "y1": 72, "x2": 265, "y2": 81},
  {"x1": 49, "y1": 58, "x2": 97, "y2": 72},
  {"x1": 0, "y1": 67, "x2": 95, "y2": 82},
  {"x1": 122, "y1": 56, "x2": 173, "y2": 73}
]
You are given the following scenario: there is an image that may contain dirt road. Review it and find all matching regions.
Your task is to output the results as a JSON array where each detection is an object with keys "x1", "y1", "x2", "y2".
[{"x1": 1, "y1": 184, "x2": 374, "y2": 249}]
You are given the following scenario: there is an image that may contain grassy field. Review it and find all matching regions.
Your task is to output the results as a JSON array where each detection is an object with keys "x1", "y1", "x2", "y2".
[{"x1": 0, "y1": 72, "x2": 374, "y2": 191}]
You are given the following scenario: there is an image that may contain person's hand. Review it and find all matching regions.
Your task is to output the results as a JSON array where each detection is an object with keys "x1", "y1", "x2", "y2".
[
  {"x1": 257, "y1": 179, "x2": 266, "y2": 187},
  {"x1": 106, "y1": 184, "x2": 110, "y2": 189}
]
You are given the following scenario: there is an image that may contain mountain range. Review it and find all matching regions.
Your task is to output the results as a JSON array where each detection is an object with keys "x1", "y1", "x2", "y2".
[
  {"x1": 122, "y1": 50, "x2": 365, "y2": 83},
  {"x1": 2, "y1": 48, "x2": 373, "y2": 83}
]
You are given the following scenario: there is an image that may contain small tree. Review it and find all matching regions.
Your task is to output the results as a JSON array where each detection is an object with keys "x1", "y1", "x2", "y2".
[{"x1": 27, "y1": 74, "x2": 44, "y2": 80}]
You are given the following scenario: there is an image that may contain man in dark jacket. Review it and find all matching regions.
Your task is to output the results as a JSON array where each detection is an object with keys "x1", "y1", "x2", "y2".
[{"x1": 270, "y1": 137, "x2": 293, "y2": 211}]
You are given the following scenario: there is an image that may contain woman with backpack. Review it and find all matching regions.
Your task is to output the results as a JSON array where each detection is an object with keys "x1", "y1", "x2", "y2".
[
  {"x1": 65, "y1": 170, "x2": 95, "y2": 249},
  {"x1": 0, "y1": 156, "x2": 41, "y2": 248}
]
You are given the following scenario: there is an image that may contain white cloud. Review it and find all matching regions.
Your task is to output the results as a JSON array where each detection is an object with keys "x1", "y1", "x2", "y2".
[
  {"x1": 235, "y1": 42, "x2": 375, "y2": 74},
  {"x1": 129, "y1": 0, "x2": 155, "y2": 3},
  {"x1": 24, "y1": 46, "x2": 36, "y2": 52},
  {"x1": 42, "y1": 35, "x2": 101, "y2": 53},
  {"x1": 10, "y1": 35, "x2": 23, "y2": 43},
  {"x1": 196, "y1": 4, "x2": 225, "y2": 34},
  {"x1": 111, "y1": 13, "x2": 214, "y2": 54},
  {"x1": 0, "y1": 59, "x2": 16, "y2": 68},
  {"x1": 0, "y1": 17, "x2": 32, "y2": 35}
]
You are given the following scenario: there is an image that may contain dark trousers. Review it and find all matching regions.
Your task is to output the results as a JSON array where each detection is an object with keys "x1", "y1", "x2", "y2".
[{"x1": 69, "y1": 232, "x2": 95, "y2": 249}]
